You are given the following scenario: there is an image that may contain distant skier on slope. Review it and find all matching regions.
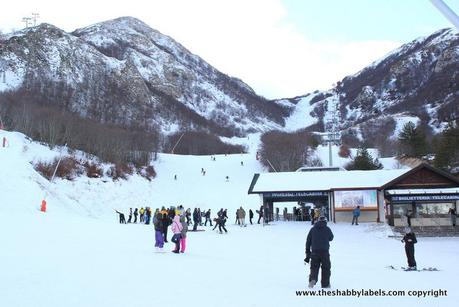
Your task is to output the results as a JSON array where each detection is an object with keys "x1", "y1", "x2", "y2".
[{"x1": 305, "y1": 216, "x2": 334, "y2": 289}]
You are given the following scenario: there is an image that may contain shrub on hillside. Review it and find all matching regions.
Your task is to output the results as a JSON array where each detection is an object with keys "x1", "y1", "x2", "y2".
[
  {"x1": 34, "y1": 156, "x2": 83, "y2": 181},
  {"x1": 107, "y1": 163, "x2": 134, "y2": 180},
  {"x1": 84, "y1": 161, "x2": 104, "y2": 178},
  {"x1": 138, "y1": 165, "x2": 157, "y2": 181}
]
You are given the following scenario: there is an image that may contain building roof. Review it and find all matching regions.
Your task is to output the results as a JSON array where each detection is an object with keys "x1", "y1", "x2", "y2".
[{"x1": 249, "y1": 169, "x2": 409, "y2": 194}]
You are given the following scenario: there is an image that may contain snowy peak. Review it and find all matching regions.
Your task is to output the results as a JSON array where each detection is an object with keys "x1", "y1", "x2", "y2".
[
  {"x1": 1, "y1": 17, "x2": 287, "y2": 138},
  {"x1": 281, "y1": 27, "x2": 459, "y2": 148}
]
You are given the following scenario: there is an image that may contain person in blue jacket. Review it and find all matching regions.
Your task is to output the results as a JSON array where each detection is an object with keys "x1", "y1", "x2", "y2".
[{"x1": 352, "y1": 206, "x2": 361, "y2": 225}]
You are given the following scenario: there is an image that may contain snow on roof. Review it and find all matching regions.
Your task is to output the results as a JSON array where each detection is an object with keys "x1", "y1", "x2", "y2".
[{"x1": 250, "y1": 169, "x2": 409, "y2": 193}]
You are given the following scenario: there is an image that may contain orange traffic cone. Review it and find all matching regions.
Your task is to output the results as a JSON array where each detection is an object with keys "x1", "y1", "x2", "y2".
[{"x1": 41, "y1": 199, "x2": 47, "y2": 212}]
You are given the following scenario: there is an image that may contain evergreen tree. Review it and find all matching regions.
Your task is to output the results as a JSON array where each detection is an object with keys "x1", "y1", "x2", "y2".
[
  {"x1": 346, "y1": 147, "x2": 383, "y2": 170},
  {"x1": 434, "y1": 121, "x2": 459, "y2": 171},
  {"x1": 398, "y1": 121, "x2": 427, "y2": 158}
]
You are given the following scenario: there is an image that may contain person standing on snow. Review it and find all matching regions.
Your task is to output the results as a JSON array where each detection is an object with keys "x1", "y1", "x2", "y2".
[
  {"x1": 192, "y1": 208, "x2": 200, "y2": 231},
  {"x1": 204, "y1": 209, "x2": 213, "y2": 226},
  {"x1": 171, "y1": 214, "x2": 183, "y2": 253},
  {"x1": 257, "y1": 205, "x2": 264, "y2": 224},
  {"x1": 401, "y1": 227, "x2": 417, "y2": 270},
  {"x1": 180, "y1": 216, "x2": 188, "y2": 253},
  {"x1": 305, "y1": 216, "x2": 334, "y2": 289},
  {"x1": 154, "y1": 211, "x2": 165, "y2": 251},
  {"x1": 115, "y1": 210, "x2": 127, "y2": 224},
  {"x1": 249, "y1": 209, "x2": 254, "y2": 225},
  {"x1": 351, "y1": 206, "x2": 360, "y2": 225},
  {"x1": 449, "y1": 207, "x2": 457, "y2": 227},
  {"x1": 239, "y1": 206, "x2": 246, "y2": 226},
  {"x1": 127, "y1": 208, "x2": 133, "y2": 223},
  {"x1": 139, "y1": 207, "x2": 145, "y2": 223},
  {"x1": 133, "y1": 208, "x2": 139, "y2": 223}
]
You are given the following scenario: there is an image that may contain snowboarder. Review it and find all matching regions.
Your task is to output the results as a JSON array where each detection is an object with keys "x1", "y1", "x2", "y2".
[
  {"x1": 204, "y1": 209, "x2": 213, "y2": 226},
  {"x1": 401, "y1": 227, "x2": 417, "y2": 270},
  {"x1": 127, "y1": 208, "x2": 133, "y2": 223},
  {"x1": 305, "y1": 216, "x2": 334, "y2": 288},
  {"x1": 449, "y1": 207, "x2": 457, "y2": 226},
  {"x1": 115, "y1": 210, "x2": 127, "y2": 224},
  {"x1": 171, "y1": 214, "x2": 183, "y2": 253},
  {"x1": 249, "y1": 209, "x2": 254, "y2": 225},
  {"x1": 352, "y1": 206, "x2": 360, "y2": 225},
  {"x1": 180, "y1": 215, "x2": 188, "y2": 253},
  {"x1": 133, "y1": 208, "x2": 138, "y2": 223}
]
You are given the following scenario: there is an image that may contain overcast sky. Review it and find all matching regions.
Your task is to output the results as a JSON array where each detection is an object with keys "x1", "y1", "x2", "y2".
[{"x1": 1, "y1": 0, "x2": 457, "y2": 99}]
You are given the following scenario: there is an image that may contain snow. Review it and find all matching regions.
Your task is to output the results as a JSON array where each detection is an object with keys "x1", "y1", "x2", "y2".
[
  {"x1": 1, "y1": 130, "x2": 458, "y2": 307},
  {"x1": 284, "y1": 94, "x2": 318, "y2": 131},
  {"x1": 1, "y1": 215, "x2": 458, "y2": 307}
]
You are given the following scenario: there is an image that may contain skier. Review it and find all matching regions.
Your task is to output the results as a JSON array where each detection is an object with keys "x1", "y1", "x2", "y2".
[
  {"x1": 225, "y1": 176, "x2": 229, "y2": 182},
  {"x1": 249, "y1": 209, "x2": 254, "y2": 225},
  {"x1": 352, "y1": 206, "x2": 360, "y2": 225},
  {"x1": 171, "y1": 214, "x2": 183, "y2": 253},
  {"x1": 154, "y1": 211, "x2": 165, "y2": 251},
  {"x1": 401, "y1": 227, "x2": 417, "y2": 270},
  {"x1": 449, "y1": 207, "x2": 457, "y2": 226},
  {"x1": 127, "y1": 208, "x2": 133, "y2": 223},
  {"x1": 115, "y1": 210, "x2": 127, "y2": 224},
  {"x1": 180, "y1": 215, "x2": 188, "y2": 253},
  {"x1": 305, "y1": 216, "x2": 334, "y2": 288},
  {"x1": 213, "y1": 215, "x2": 228, "y2": 233},
  {"x1": 204, "y1": 209, "x2": 213, "y2": 226},
  {"x1": 133, "y1": 208, "x2": 138, "y2": 223}
]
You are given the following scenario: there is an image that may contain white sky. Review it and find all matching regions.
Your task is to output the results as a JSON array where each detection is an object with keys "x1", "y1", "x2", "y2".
[{"x1": 0, "y1": 0, "x2": 451, "y2": 99}]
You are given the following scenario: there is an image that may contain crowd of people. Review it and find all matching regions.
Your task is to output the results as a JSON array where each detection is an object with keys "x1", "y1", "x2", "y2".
[{"x1": 115, "y1": 205, "x2": 263, "y2": 252}]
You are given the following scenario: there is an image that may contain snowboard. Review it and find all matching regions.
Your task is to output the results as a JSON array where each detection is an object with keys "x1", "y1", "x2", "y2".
[
  {"x1": 188, "y1": 229, "x2": 206, "y2": 232},
  {"x1": 386, "y1": 265, "x2": 440, "y2": 272}
]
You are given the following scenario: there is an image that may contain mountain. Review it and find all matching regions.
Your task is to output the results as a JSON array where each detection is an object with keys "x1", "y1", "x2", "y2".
[
  {"x1": 280, "y1": 28, "x2": 459, "y2": 149},
  {"x1": 0, "y1": 17, "x2": 288, "y2": 138}
]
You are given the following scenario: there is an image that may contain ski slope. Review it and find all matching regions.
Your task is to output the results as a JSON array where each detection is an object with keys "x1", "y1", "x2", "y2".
[{"x1": 0, "y1": 130, "x2": 458, "y2": 307}]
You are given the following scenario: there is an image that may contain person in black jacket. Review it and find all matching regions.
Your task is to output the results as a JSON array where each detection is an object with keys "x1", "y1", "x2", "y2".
[
  {"x1": 127, "y1": 208, "x2": 133, "y2": 223},
  {"x1": 133, "y1": 208, "x2": 138, "y2": 223},
  {"x1": 257, "y1": 205, "x2": 263, "y2": 224},
  {"x1": 193, "y1": 208, "x2": 200, "y2": 231},
  {"x1": 204, "y1": 209, "x2": 213, "y2": 226},
  {"x1": 305, "y1": 216, "x2": 334, "y2": 288},
  {"x1": 401, "y1": 227, "x2": 417, "y2": 270},
  {"x1": 249, "y1": 209, "x2": 254, "y2": 225},
  {"x1": 115, "y1": 210, "x2": 126, "y2": 224}
]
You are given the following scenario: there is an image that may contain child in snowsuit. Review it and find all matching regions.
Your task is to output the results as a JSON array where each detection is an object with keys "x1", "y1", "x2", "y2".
[
  {"x1": 401, "y1": 228, "x2": 417, "y2": 270},
  {"x1": 180, "y1": 216, "x2": 188, "y2": 253},
  {"x1": 171, "y1": 215, "x2": 183, "y2": 253}
]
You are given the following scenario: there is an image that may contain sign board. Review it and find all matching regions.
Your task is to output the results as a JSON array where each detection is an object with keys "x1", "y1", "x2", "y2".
[
  {"x1": 263, "y1": 191, "x2": 328, "y2": 198},
  {"x1": 390, "y1": 194, "x2": 459, "y2": 202},
  {"x1": 334, "y1": 190, "x2": 377, "y2": 208}
]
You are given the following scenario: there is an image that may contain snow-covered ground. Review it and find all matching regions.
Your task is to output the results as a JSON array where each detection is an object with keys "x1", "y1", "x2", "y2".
[
  {"x1": 1, "y1": 213, "x2": 457, "y2": 307},
  {"x1": 1, "y1": 129, "x2": 456, "y2": 307}
]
